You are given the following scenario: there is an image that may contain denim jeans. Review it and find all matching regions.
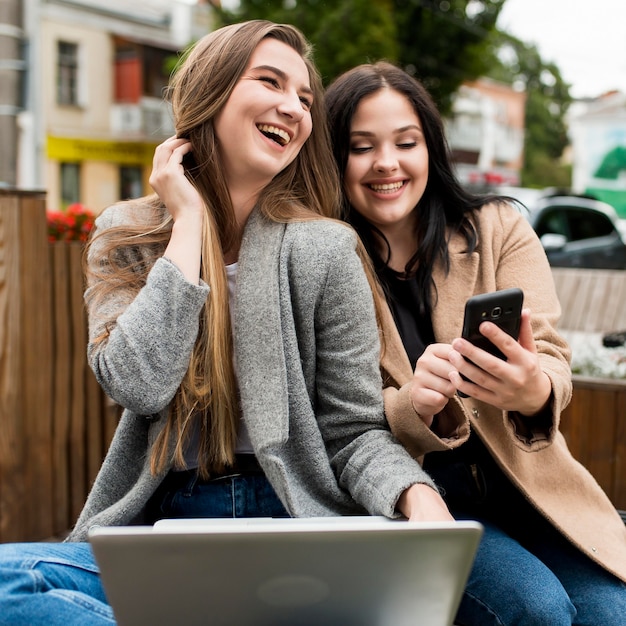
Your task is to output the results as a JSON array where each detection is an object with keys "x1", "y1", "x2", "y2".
[
  {"x1": 0, "y1": 472, "x2": 288, "y2": 626},
  {"x1": 455, "y1": 518, "x2": 626, "y2": 626},
  {"x1": 424, "y1": 440, "x2": 626, "y2": 626}
]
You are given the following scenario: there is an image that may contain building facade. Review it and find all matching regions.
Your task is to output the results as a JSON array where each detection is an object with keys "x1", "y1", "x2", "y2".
[
  {"x1": 19, "y1": 0, "x2": 215, "y2": 212},
  {"x1": 568, "y1": 91, "x2": 626, "y2": 218},
  {"x1": 446, "y1": 77, "x2": 527, "y2": 191}
]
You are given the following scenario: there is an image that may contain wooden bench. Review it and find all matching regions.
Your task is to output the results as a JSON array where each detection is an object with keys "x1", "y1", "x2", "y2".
[
  {"x1": 551, "y1": 267, "x2": 626, "y2": 333},
  {"x1": 550, "y1": 267, "x2": 626, "y2": 510}
]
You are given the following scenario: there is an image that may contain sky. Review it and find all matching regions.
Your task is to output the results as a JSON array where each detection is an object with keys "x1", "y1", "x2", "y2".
[{"x1": 497, "y1": 0, "x2": 626, "y2": 99}]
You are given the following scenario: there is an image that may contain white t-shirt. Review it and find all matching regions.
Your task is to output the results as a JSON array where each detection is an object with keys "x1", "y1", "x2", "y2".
[{"x1": 181, "y1": 262, "x2": 252, "y2": 470}]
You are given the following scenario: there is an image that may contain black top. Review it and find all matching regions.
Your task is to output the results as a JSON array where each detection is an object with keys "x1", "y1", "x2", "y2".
[
  {"x1": 378, "y1": 266, "x2": 504, "y2": 515},
  {"x1": 380, "y1": 266, "x2": 434, "y2": 367}
]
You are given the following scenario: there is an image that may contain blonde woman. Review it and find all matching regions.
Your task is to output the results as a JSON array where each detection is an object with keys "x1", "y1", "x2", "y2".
[{"x1": 0, "y1": 23, "x2": 436, "y2": 625}]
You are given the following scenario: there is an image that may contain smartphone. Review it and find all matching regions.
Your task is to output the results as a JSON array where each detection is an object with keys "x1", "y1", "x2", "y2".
[{"x1": 458, "y1": 288, "x2": 524, "y2": 397}]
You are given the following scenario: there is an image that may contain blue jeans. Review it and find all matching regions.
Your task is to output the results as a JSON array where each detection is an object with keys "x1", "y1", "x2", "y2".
[
  {"x1": 455, "y1": 518, "x2": 626, "y2": 626},
  {"x1": 424, "y1": 439, "x2": 626, "y2": 626},
  {"x1": 0, "y1": 472, "x2": 288, "y2": 626}
]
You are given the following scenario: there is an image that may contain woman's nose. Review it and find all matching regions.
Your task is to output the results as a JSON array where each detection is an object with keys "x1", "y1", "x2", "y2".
[
  {"x1": 374, "y1": 147, "x2": 398, "y2": 172},
  {"x1": 277, "y1": 91, "x2": 305, "y2": 121}
]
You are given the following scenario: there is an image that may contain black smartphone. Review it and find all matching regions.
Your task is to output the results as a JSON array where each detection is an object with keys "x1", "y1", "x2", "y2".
[{"x1": 458, "y1": 287, "x2": 524, "y2": 397}]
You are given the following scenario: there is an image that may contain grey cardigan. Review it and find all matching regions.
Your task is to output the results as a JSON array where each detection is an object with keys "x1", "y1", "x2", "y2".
[{"x1": 68, "y1": 206, "x2": 433, "y2": 541}]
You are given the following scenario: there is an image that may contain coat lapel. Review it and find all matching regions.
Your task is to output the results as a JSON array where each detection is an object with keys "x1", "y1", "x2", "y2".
[{"x1": 233, "y1": 210, "x2": 290, "y2": 448}]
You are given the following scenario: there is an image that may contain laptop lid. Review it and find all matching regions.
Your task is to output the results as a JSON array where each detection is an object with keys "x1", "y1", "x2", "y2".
[{"x1": 89, "y1": 516, "x2": 482, "y2": 626}]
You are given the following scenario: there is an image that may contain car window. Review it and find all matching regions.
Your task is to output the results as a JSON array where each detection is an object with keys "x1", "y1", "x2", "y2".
[
  {"x1": 534, "y1": 209, "x2": 569, "y2": 239},
  {"x1": 565, "y1": 208, "x2": 615, "y2": 241}
]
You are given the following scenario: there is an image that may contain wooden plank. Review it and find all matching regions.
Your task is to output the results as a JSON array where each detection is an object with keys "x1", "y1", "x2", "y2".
[
  {"x1": 610, "y1": 274, "x2": 626, "y2": 331},
  {"x1": 552, "y1": 269, "x2": 580, "y2": 330},
  {"x1": 573, "y1": 272, "x2": 597, "y2": 331},
  {"x1": 602, "y1": 273, "x2": 626, "y2": 331},
  {"x1": 561, "y1": 385, "x2": 590, "y2": 463},
  {"x1": 564, "y1": 376, "x2": 626, "y2": 511},
  {"x1": 552, "y1": 268, "x2": 626, "y2": 333},
  {"x1": 584, "y1": 273, "x2": 613, "y2": 332},
  {"x1": 68, "y1": 243, "x2": 87, "y2": 522},
  {"x1": 86, "y1": 368, "x2": 104, "y2": 486},
  {"x1": 104, "y1": 395, "x2": 121, "y2": 454},
  {"x1": 614, "y1": 388, "x2": 626, "y2": 510},
  {"x1": 0, "y1": 192, "x2": 26, "y2": 542},
  {"x1": 75, "y1": 239, "x2": 106, "y2": 488},
  {"x1": 18, "y1": 192, "x2": 54, "y2": 540},
  {"x1": 584, "y1": 390, "x2": 617, "y2": 494},
  {"x1": 50, "y1": 243, "x2": 72, "y2": 535}
]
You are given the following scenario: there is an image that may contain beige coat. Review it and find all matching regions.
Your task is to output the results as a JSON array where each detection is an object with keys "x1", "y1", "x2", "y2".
[{"x1": 381, "y1": 202, "x2": 626, "y2": 583}]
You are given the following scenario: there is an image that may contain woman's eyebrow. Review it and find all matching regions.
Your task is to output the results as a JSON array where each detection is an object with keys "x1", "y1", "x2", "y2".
[
  {"x1": 351, "y1": 125, "x2": 422, "y2": 136},
  {"x1": 251, "y1": 64, "x2": 314, "y2": 97}
]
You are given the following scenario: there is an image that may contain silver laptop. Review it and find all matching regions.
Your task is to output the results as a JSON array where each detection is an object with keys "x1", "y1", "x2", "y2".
[{"x1": 89, "y1": 516, "x2": 482, "y2": 626}]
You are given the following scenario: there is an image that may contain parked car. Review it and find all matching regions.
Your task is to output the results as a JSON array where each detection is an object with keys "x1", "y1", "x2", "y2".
[{"x1": 497, "y1": 189, "x2": 626, "y2": 270}]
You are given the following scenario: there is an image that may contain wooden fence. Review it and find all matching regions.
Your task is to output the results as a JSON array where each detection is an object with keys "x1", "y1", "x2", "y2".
[
  {"x1": 0, "y1": 189, "x2": 116, "y2": 543},
  {"x1": 0, "y1": 189, "x2": 625, "y2": 541},
  {"x1": 560, "y1": 376, "x2": 626, "y2": 510},
  {"x1": 551, "y1": 267, "x2": 626, "y2": 511}
]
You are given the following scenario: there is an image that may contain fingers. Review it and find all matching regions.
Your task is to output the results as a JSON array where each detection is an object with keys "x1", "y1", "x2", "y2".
[
  {"x1": 149, "y1": 137, "x2": 203, "y2": 221},
  {"x1": 447, "y1": 310, "x2": 552, "y2": 412},
  {"x1": 398, "y1": 484, "x2": 455, "y2": 522},
  {"x1": 410, "y1": 344, "x2": 457, "y2": 415},
  {"x1": 517, "y1": 308, "x2": 537, "y2": 354},
  {"x1": 150, "y1": 137, "x2": 192, "y2": 177}
]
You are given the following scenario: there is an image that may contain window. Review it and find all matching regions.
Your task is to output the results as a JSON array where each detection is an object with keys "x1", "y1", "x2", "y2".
[
  {"x1": 566, "y1": 208, "x2": 615, "y2": 241},
  {"x1": 143, "y1": 45, "x2": 172, "y2": 99},
  {"x1": 119, "y1": 166, "x2": 142, "y2": 200},
  {"x1": 114, "y1": 43, "x2": 142, "y2": 103},
  {"x1": 534, "y1": 209, "x2": 568, "y2": 239},
  {"x1": 57, "y1": 41, "x2": 79, "y2": 106},
  {"x1": 60, "y1": 163, "x2": 80, "y2": 207}
]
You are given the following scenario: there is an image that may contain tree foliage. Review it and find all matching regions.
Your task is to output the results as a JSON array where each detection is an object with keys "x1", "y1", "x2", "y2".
[
  {"x1": 391, "y1": 0, "x2": 506, "y2": 112},
  {"x1": 216, "y1": 0, "x2": 504, "y2": 102},
  {"x1": 216, "y1": 0, "x2": 397, "y2": 85},
  {"x1": 486, "y1": 33, "x2": 572, "y2": 186},
  {"x1": 216, "y1": 1, "x2": 572, "y2": 188}
]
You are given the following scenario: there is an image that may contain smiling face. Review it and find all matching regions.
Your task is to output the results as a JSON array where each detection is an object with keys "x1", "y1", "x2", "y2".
[
  {"x1": 344, "y1": 88, "x2": 429, "y2": 239},
  {"x1": 214, "y1": 37, "x2": 313, "y2": 196}
]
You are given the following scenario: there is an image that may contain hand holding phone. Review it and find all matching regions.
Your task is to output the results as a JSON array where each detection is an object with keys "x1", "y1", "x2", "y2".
[{"x1": 458, "y1": 288, "x2": 524, "y2": 397}]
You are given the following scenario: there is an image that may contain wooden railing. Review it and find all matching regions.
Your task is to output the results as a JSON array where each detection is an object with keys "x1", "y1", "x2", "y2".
[
  {"x1": 552, "y1": 266, "x2": 626, "y2": 511},
  {"x1": 0, "y1": 190, "x2": 116, "y2": 543},
  {"x1": 560, "y1": 376, "x2": 626, "y2": 510},
  {"x1": 0, "y1": 191, "x2": 624, "y2": 541}
]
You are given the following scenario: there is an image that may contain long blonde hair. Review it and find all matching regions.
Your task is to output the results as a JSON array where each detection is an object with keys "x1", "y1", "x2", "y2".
[{"x1": 85, "y1": 20, "x2": 384, "y2": 478}]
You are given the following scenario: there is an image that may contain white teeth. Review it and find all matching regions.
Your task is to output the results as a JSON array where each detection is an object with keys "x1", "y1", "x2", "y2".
[
  {"x1": 370, "y1": 182, "x2": 403, "y2": 192},
  {"x1": 257, "y1": 124, "x2": 290, "y2": 145}
]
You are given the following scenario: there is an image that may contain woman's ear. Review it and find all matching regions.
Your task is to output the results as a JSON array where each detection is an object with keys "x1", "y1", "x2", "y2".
[{"x1": 182, "y1": 151, "x2": 198, "y2": 175}]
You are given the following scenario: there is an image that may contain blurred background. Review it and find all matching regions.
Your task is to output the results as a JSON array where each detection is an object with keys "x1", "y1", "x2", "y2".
[
  {"x1": 2, "y1": 0, "x2": 626, "y2": 543},
  {"x1": 1, "y1": 0, "x2": 625, "y2": 219}
]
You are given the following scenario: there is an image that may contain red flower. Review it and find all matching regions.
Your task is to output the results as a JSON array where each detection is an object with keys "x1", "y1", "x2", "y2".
[{"x1": 47, "y1": 204, "x2": 95, "y2": 243}]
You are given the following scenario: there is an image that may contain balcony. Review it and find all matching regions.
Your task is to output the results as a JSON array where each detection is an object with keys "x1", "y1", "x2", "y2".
[{"x1": 110, "y1": 97, "x2": 174, "y2": 140}]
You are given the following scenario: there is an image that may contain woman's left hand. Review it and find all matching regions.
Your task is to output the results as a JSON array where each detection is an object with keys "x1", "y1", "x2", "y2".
[{"x1": 447, "y1": 309, "x2": 552, "y2": 416}]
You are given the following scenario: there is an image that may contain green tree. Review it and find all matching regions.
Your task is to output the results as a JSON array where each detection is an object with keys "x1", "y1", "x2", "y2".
[
  {"x1": 217, "y1": 1, "x2": 506, "y2": 107},
  {"x1": 215, "y1": 1, "x2": 572, "y2": 189},
  {"x1": 392, "y1": 0, "x2": 506, "y2": 113},
  {"x1": 487, "y1": 33, "x2": 572, "y2": 187},
  {"x1": 217, "y1": 0, "x2": 397, "y2": 85}
]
